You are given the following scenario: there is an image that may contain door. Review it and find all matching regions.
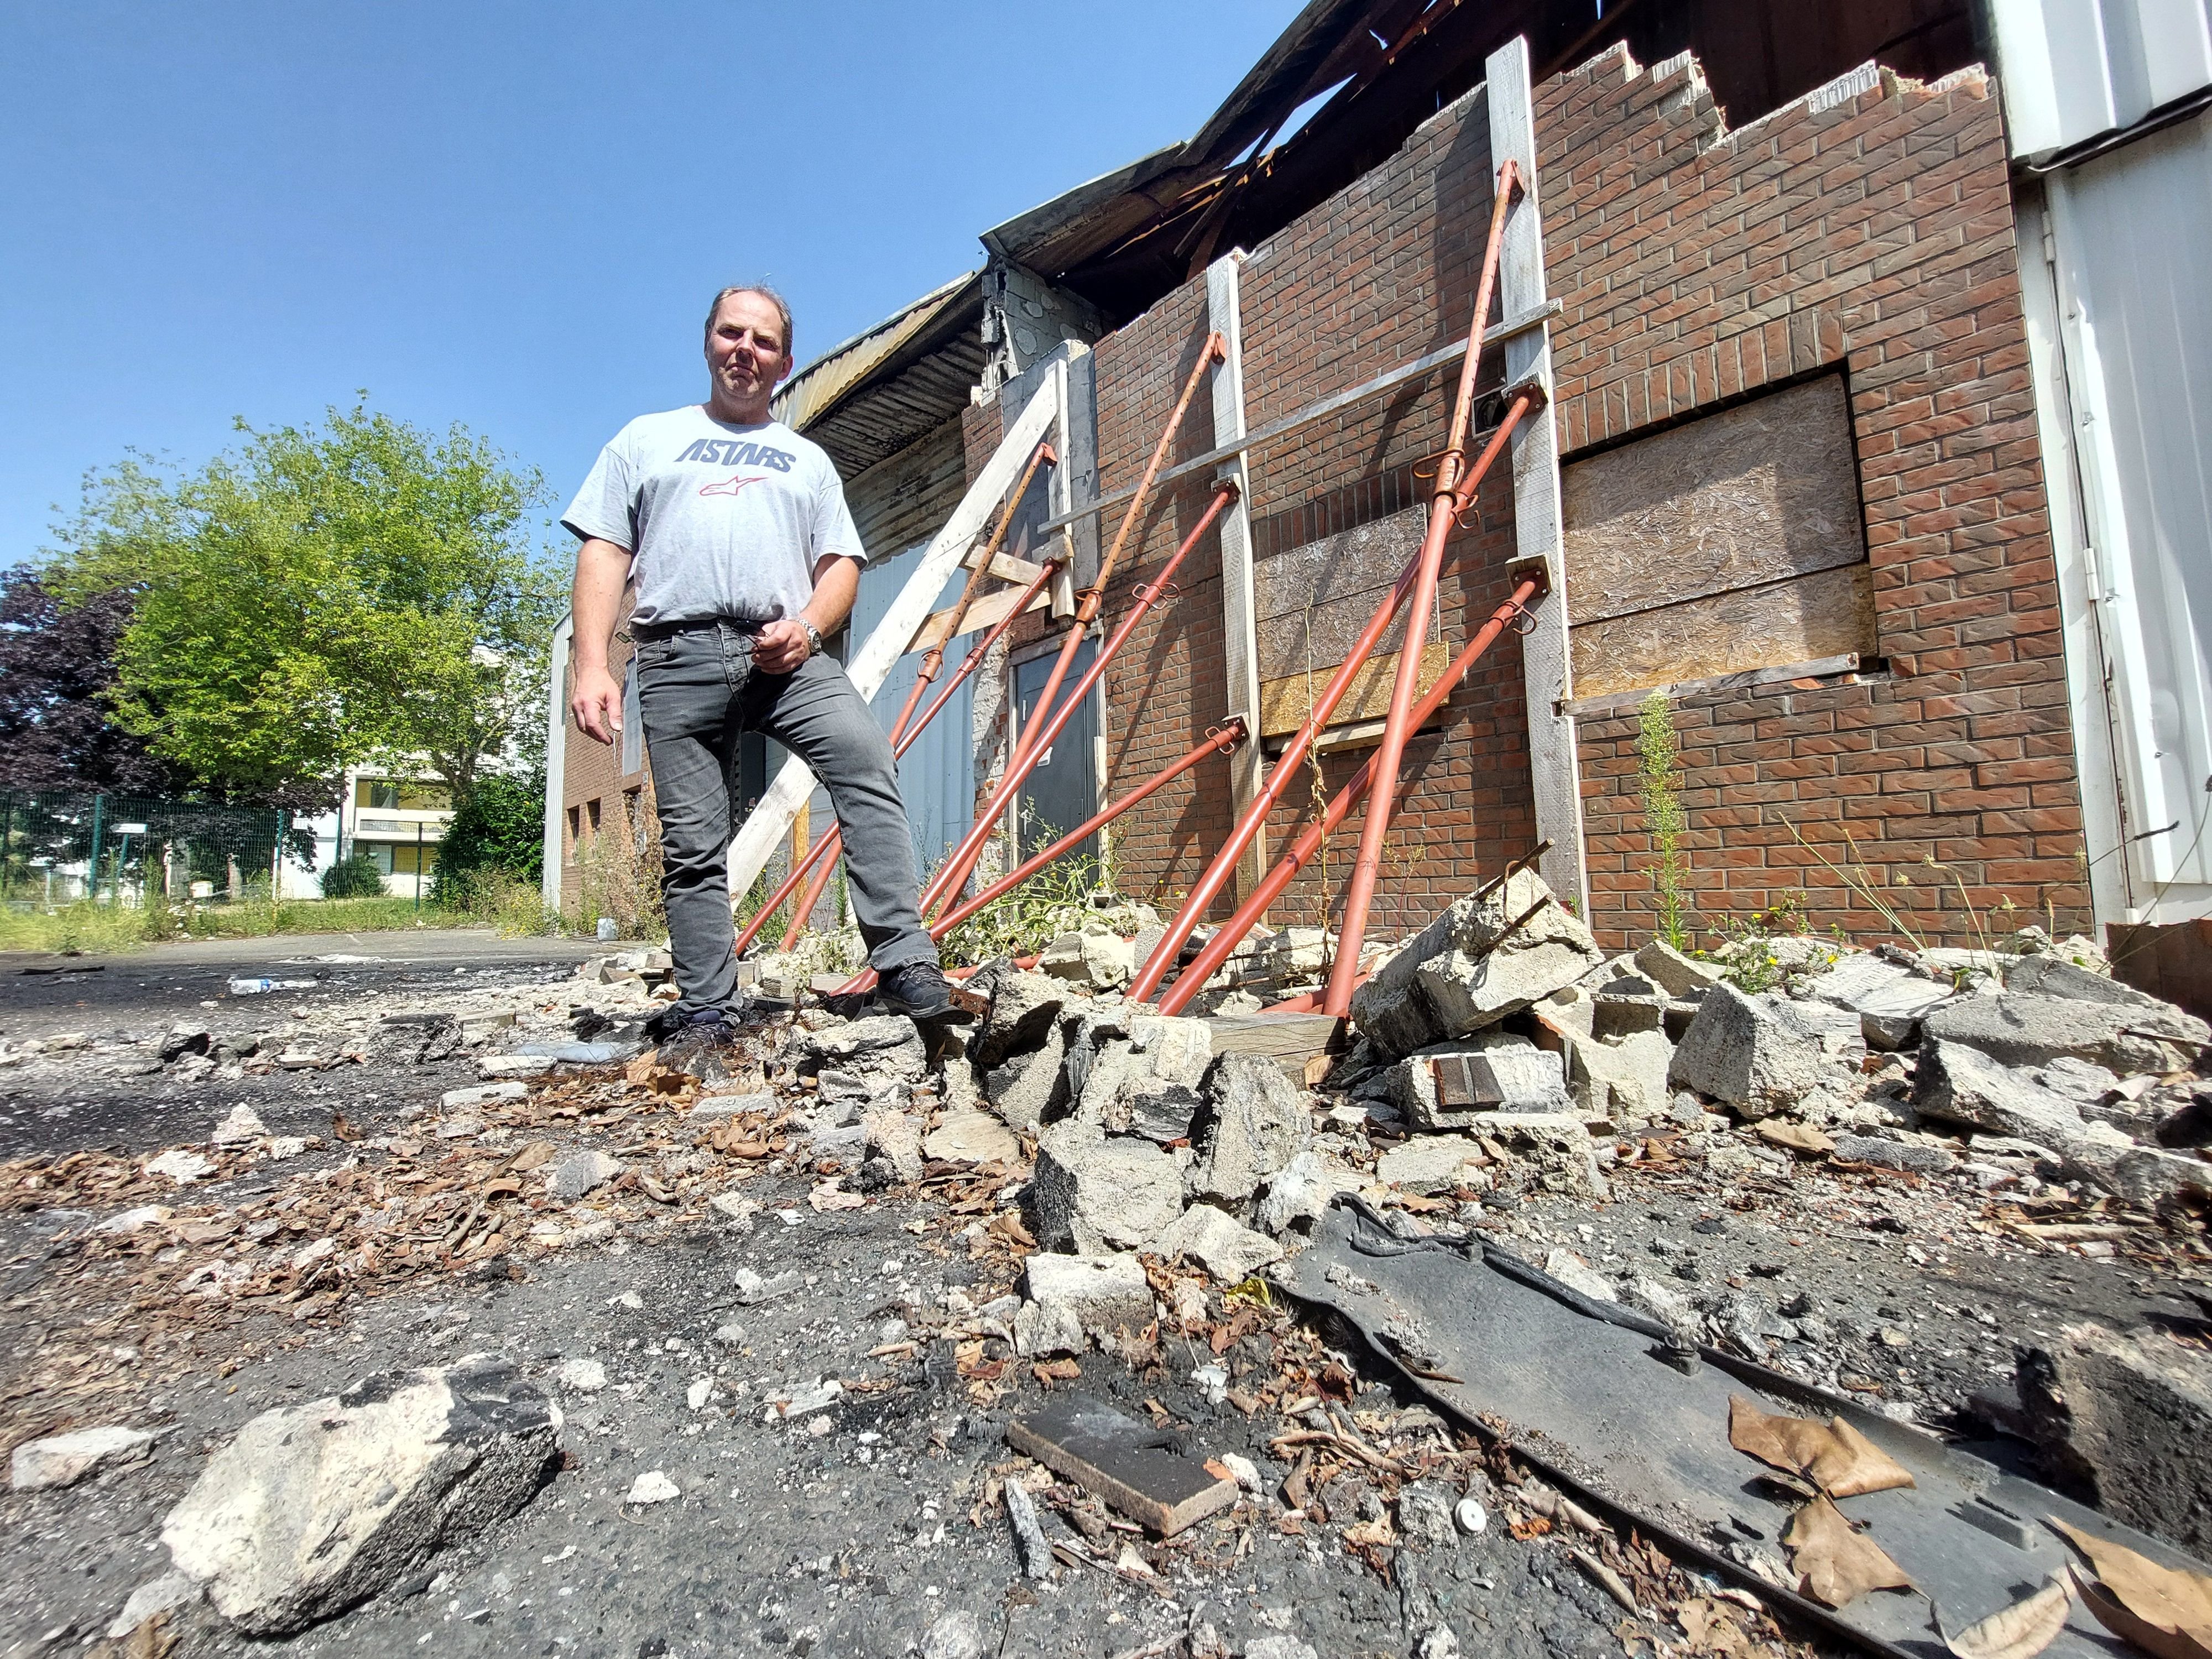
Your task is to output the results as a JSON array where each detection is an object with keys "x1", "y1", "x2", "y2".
[{"x1": 1012, "y1": 640, "x2": 1100, "y2": 868}]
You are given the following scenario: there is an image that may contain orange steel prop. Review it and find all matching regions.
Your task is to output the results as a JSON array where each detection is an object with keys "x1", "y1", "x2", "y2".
[
  {"x1": 728, "y1": 547, "x2": 1066, "y2": 960},
  {"x1": 1128, "y1": 388, "x2": 1538, "y2": 1007},
  {"x1": 1323, "y1": 162, "x2": 1522, "y2": 1016},
  {"x1": 1154, "y1": 573, "x2": 1544, "y2": 1016},
  {"x1": 915, "y1": 333, "x2": 1226, "y2": 919},
  {"x1": 774, "y1": 440, "x2": 1057, "y2": 950},
  {"x1": 837, "y1": 483, "x2": 1237, "y2": 997},
  {"x1": 929, "y1": 718, "x2": 1248, "y2": 940}
]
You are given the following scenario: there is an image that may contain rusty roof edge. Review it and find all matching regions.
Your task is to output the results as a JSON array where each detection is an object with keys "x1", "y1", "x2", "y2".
[{"x1": 773, "y1": 269, "x2": 983, "y2": 435}]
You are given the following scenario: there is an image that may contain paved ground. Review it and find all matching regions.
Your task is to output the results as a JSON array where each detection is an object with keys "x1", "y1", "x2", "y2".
[{"x1": 1, "y1": 930, "x2": 2204, "y2": 1659}]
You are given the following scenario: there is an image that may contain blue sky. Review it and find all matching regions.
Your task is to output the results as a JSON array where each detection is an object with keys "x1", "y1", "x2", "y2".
[{"x1": 0, "y1": 1, "x2": 1302, "y2": 563}]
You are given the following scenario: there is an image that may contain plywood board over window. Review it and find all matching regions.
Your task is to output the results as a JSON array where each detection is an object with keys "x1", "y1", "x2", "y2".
[
  {"x1": 1562, "y1": 374, "x2": 1874, "y2": 702},
  {"x1": 1251, "y1": 504, "x2": 1451, "y2": 740}
]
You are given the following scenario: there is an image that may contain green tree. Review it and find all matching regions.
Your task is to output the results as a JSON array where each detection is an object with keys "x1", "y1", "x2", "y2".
[
  {"x1": 50, "y1": 403, "x2": 564, "y2": 808},
  {"x1": 431, "y1": 768, "x2": 545, "y2": 900}
]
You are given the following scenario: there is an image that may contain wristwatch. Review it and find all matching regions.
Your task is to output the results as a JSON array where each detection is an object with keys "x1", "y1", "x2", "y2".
[{"x1": 800, "y1": 620, "x2": 824, "y2": 659}]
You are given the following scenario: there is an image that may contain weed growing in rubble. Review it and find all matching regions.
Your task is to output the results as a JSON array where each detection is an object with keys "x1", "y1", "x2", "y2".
[
  {"x1": 936, "y1": 808, "x2": 1108, "y2": 967},
  {"x1": 1787, "y1": 824, "x2": 1930, "y2": 954},
  {"x1": 1636, "y1": 691, "x2": 1693, "y2": 950}
]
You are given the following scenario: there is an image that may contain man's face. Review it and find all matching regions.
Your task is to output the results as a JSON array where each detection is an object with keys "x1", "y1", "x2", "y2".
[{"x1": 706, "y1": 292, "x2": 792, "y2": 409}]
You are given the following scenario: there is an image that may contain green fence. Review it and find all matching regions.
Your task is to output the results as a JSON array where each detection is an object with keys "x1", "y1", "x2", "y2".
[{"x1": 0, "y1": 790, "x2": 294, "y2": 910}]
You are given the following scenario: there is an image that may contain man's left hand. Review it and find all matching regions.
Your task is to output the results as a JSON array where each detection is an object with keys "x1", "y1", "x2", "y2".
[{"x1": 754, "y1": 618, "x2": 814, "y2": 673}]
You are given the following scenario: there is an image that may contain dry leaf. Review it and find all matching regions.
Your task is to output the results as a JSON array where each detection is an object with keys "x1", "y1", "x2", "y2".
[
  {"x1": 1784, "y1": 1495, "x2": 1914, "y2": 1609},
  {"x1": 2054, "y1": 1520, "x2": 2212, "y2": 1659},
  {"x1": 1757, "y1": 1120, "x2": 1835, "y2": 1155},
  {"x1": 1729, "y1": 1395, "x2": 1917, "y2": 1497},
  {"x1": 1944, "y1": 1577, "x2": 2072, "y2": 1659}
]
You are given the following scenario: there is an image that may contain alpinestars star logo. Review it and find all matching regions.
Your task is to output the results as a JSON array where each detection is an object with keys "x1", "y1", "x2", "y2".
[{"x1": 699, "y1": 473, "x2": 765, "y2": 499}]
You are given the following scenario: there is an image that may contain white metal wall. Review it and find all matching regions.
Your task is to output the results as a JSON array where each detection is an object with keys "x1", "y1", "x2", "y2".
[
  {"x1": 836, "y1": 545, "x2": 976, "y2": 876},
  {"x1": 1991, "y1": 0, "x2": 2212, "y2": 157},
  {"x1": 2024, "y1": 109, "x2": 2212, "y2": 920}
]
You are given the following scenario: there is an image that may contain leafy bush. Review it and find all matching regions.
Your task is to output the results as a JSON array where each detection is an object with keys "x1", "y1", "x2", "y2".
[
  {"x1": 432, "y1": 771, "x2": 544, "y2": 902},
  {"x1": 319, "y1": 851, "x2": 388, "y2": 899}
]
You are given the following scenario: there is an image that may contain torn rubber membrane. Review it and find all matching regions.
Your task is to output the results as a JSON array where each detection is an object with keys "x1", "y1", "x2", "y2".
[{"x1": 1284, "y1": 1194, "x2": 2212, "y2": 1659}]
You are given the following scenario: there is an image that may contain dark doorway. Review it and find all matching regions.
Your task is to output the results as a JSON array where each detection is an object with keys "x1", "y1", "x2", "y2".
[{"x1": 1013, "y1": 641, "x2": 1100, "y2": 868}]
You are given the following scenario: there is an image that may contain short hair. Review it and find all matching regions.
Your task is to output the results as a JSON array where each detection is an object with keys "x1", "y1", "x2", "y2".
[{"x1": 704, "y1": 284, "x2": 794, "y2": 359}]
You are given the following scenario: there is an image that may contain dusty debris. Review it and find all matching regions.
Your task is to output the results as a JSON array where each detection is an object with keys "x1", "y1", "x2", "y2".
[{"x1": 160, "y1": 1353, "x2": 561, "y2": 1635}]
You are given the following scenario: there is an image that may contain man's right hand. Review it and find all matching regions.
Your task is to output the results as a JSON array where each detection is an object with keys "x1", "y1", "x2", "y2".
[{"x1": 571, "y1": 663, "x2": 623, "y2": 745}]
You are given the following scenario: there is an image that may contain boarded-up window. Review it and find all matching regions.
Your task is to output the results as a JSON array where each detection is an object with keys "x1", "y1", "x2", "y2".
[
  {"x1": 1562, "y1": 374, "x2": 1872, "y2": 702},
  {"x1": 1252, "y1": 505, "x2": 1450, "y2": 740}
]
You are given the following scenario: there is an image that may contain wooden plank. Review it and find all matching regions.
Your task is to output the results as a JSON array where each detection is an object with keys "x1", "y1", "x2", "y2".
[
  {"x1": 1258, "y1": 640, "x2": 1452, "y2": 739},
  {"x1": 725, "y1": 367, "x2": 1063, "y2": 901},
  {"x1": 1203, "y1": 1011, "x2": 1349, "y2": 1072},
  {"x1": 1562, "y1": 375, "x2": 1864, "y2": 625},
  {"x1": 907, "y1": 579, "x2": 1053, "y2": 656},
  {"x1": 1208, "y1": 251, "x2": 1267, "y2": 899},
  {"x1": 1560, "y1": 653, "x2": 1862, "y2": 720},
  {"x1": 1008, "y1": 1396, "x2": 1238, "y2": 1537},
  {"x1": 1489, "y1": 36, "x2": 1589, "y2": 916},
  {"x1": 1567, "y1": 564, "x2": 1876, "y2": 702}
]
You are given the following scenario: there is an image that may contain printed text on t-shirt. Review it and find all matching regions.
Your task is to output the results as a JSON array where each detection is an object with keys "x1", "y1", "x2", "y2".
[{"x1": 675, "y1": 438, "x2": 795, "y2": 471}]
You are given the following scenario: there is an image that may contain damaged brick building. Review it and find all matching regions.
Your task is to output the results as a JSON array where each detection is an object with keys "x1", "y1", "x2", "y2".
[{"x1": 550, "y1": 0, "x2": 2211, "y2": 959}]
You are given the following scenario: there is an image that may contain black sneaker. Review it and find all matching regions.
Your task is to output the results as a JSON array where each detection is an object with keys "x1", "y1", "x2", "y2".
[
  {"x1": 874, "y1": 960, "x2": 975, "y2": 1025},
  {"x1": 657, "y1": 1010, "x2": 737, "y2": 1079}
]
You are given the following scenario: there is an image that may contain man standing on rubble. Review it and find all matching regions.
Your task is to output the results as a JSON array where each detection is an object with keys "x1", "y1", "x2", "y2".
[{"x1": 564, "y1": 284, "x2": 968, "y2": 1050}]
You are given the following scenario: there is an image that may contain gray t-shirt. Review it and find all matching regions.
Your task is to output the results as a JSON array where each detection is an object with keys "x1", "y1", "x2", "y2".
[{"x1": 562, "y1": 407, "x2": 865, "y2": 628}]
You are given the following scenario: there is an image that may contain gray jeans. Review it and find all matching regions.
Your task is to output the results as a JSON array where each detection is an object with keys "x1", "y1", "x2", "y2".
[{"x1": 633, "y1": 622, "x2": 937, "y2": 1019}]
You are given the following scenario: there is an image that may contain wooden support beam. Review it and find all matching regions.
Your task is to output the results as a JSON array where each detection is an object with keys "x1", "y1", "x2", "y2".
[
  {"x1": 907, "y1": 578, "x2": 1055, "y2": 656},
  {"x1": 1207, "y1": 251, "x2": 1267, "y2": 900},
  {"x1": 1488, "y1": 37, "x2": 1589, "y2": 917}
]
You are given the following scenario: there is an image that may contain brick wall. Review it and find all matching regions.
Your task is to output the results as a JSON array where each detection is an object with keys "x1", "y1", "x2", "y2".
[
  {"x1": 1071, "y1": 46, "x2": 2087, "y2": 951},
  {"x1": 1545, "y1": 49, "x2": 2087, "y2": 949},
  {"x1": 557, "y1": 614, "x2": 646, "y2": 915}
]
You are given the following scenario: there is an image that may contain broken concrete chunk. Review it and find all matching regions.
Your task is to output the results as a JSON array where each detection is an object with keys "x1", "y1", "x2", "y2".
[
  {"x1": 476, "y1": 1053, "x2": 553, "y2": 1080},
  {"x1": 1829, "y1": 1134, "x2": 1957, "y2": 1173},
  {"x1": 1922, "y1": 990, "x2": 2204, "y2": 1075},
  {"x1": 2059, "y1": 1140, "x2": 2212, "y2": 1207},
  {"x1": 208, "y1": 1104, "x2": 265, "y2": 1148},
  {"x1": 1667, "y1": 983, "x2": 1864, "y2": 1119},
  {"x1": 1542, "y1": 1248, "x2": 1618, "y2": 1303},
  {"x1": 1391, "y1": 1036, "x2": 1572, "y2": 1130},
  {"x1": 546, "y1": 1150, "x2": 624, "y2": 1202},
  {"x1": 1040, "y1": 923, "x2": 1138, "y2": 991},
  {"x1": 964, "y1": 960, "x2": 1070, "y2": 1069},
  {"x1": 1005, "y1": 1394, "x2": 1238, "y2": 1536},
  {"x1": 1015, "y1": 1253, "x2": 1154, "y2": 1356},
  {"x1": 1803, "y1": 953, "x2": 1953, "y2": 1050},
  {"x1": 1634, "y1": 940, "x2": 1723, "y2": 998},
  {"x1": 1350, "y1": 870, "x2": 1604, "y2": 1059},
  {"x1": 11, "y1": 1424, "x2": 154, "y2": 1490},
  {"x1": 160, "y1": 1354, "x2": 560, "y2": 1635},
  {"x1": 144, "y1": 1150, "x2": 216, "y2": 1186},
  {"x1": 366, "y1": 1013, "x2": 462, "y2": 1066},
  {"x1": 105, "y1": 1572, "x2": 199, "y2": 1640},
  {"x1": 1063, "y1": 1011, "x2": 1213, "y2": 1127},
  {"x1": 1912, "y1": 1038, "x2": 2088, "y2": 1146},
  {"x1": 984, "y1": 1025, "x2": 1066, "y2": 1135},
  {"x1": 1563, "y1": 1027, "x2": 1674, "y2": 1121},
  {"x1": 2016, "y1": 1321, "x2": 2212, "y2": 1553},
  {"x1": 1480, "y1": 1112, "x2": 1610, "y2": 1198},
  {"x1": 921, "y1": 1109, "x2": 1018, "y2": 1166},
  {"x1": 441, "y1": 1082, "x2": 528, "y2": 1113},
  {"x1": 159, "y1": 1020, "x2": 212, "y2": 1063},
  {"x1": 2003, "y1": 953, "x2": 2187, "y2": 1014},
  {"x1": 789, "y1": 1014, "x2": 927, "y2": 1083},
  {"x1": 1030, "y1": 1124, "x2": 1186, "y2": 1253},
  {"x1": 1375, "y1": 1134, "x2": 1485, "y2": 1195},
  {"x1": 1149, "y1": 1203, "x2": 1284, "y2": 1282},
  {"x1": 862, "y1": 1110, "x2": 926, "y2": 1183},
  {"x1": 687, "y1": 1090, "x2": 775, "y2": 1123},
  {"x1": 1189, "y1": 1052, "x2": 1311, "y2": 1203},
  {"x1": 1255, "y1": 1150, "x2": 1361, "y2": 1235}
]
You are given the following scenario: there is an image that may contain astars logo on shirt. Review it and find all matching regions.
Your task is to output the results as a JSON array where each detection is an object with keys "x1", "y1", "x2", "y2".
[
  {"x1": 698, "y1": 474, "x2": 765, "y2": 499},
  {"x1": 675, "y1": 437, "x2": 795, "y2": 471}
]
